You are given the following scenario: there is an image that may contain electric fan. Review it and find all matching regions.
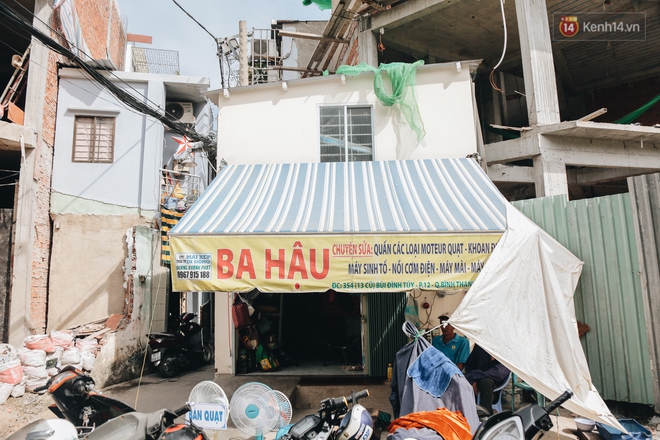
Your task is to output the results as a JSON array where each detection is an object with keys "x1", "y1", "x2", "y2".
[
  {"x1": 272, "y1": 390, "x2": 293, "y2": 431},
  {"x1": 230, "y1": 382, "x2": 281, "y2": 440},
  {"x1": 188, "y1": 380, "x2": 229, "y2": 407}
]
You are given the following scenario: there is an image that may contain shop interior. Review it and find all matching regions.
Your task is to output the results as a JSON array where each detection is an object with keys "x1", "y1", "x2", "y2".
[{"x1": 237, "y1": 291, "x2": 365, "y2": 376}]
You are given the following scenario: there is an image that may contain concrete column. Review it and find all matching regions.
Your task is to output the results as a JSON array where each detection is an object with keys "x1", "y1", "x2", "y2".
[
  {"x1": 215, "y1": 291, "x2": 234, "y2": 374},
  {"x1": 358, "y1": 30, "x2": 379, "y2": 67},
  {"x1": 515, "y1": 0, "x2": 561, "y2": 125},
  {"x1": 239, "y1": 20, "x2": 248, "y2": 87},
  {"x1": 533, "y1": 156, "x2": 568, "y2": 197}
]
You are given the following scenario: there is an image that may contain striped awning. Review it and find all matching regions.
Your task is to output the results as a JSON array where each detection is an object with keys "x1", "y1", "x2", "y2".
[{"x1": 170, "y1": 158, "x2": 507, "y2": 236}]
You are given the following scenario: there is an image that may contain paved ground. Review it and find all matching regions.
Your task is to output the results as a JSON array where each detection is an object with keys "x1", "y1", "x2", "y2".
[{"x1": 2, "y1": 363, "x2": 658, "y2": 440}]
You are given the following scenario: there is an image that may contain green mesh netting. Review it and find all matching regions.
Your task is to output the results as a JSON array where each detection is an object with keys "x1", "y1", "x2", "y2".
[
  {"x1": 302, "y1": 0, "x2": 332, "y2": 10},
  {"x1": 337, "y1": 60, "x2": 426, "y2": 141},
  {"x1": 614, "y1": 92, "x2": 660, "y2": 124}
]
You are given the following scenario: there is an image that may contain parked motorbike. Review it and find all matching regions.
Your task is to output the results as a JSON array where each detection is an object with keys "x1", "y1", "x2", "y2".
[
  {"x1": 279, "y1": 389, "x2": 373, "y2": 440},
  {"x1": 9, "y1": 402, "x2": 207, "y2": 440},
  {"x1": 39, "y1": 365, "x2": 134, "y2": 430},
  {"x1": 473, "y1": 389, "x2": 574, "y2": 440},
  {"x1": 147, "y1": 313, "x2": 213, "y2": 378}
]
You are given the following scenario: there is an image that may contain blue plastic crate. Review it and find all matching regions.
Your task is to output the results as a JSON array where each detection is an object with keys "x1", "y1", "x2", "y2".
[{"x1": 596, "y1": 419, "x2": 651, "y2": 440}]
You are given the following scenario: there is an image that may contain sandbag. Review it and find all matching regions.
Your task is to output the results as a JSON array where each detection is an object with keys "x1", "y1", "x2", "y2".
[
  {"x1": 25, "y1": 335, "x2": 56, "y2": 353},
  {"x1": 50, "y1": 330, "x2": 74, "y2": 349},
  {"x1": 19, "y1": 349, "x2": 46, "y2": 367},
  {"x1": 0, "y1": 382, "x2": 13, "y2": 404},
  {"x1": 25, "y1": 378, "x2": 48, "y2": 393},
  {"x1": 76, "y1": 338, "x2": 98, "y2": 353},
  {"x1": 60, "y1": 347, "x2": 81, "y2": 366},
  {"x1": 0, "y1": 359, "x2": 23, "y2": 385},
  {"x1": 45, "y1": 348, "x2": 62, "y2": 370},
  {"x1": 81, "y1": 350, "x2": 95, "y2": 371},
  {"x1": 11, "y1": 383, "x2": 24, "y2": 398},
  {"x1": 22, "y1": 365, "x2": 48, "y2": 380},
  {"x1": 47, "y1": 368, "x2": 59, "y2": 377},
  {"x1": 0, "y1": 344, "x2": 18, "y2": 368}
]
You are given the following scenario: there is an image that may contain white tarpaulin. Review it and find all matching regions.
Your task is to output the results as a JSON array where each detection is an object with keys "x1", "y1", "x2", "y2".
[{"x1": 450, "y1": 203, "x2": 625, "y2": 432}]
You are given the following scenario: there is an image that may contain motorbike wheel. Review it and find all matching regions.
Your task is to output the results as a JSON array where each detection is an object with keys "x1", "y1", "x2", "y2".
[
  {"x1": 202, "y1": 343, "x2": 213, "y2": 364},
  {"x1": 158, "y1": 353, "x2": 177, "y2": 377}
]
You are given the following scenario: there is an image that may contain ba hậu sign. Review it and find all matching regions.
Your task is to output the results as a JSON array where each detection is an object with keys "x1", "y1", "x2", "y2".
[{"x1": 169, "y1": 233, "x2": 503, "y2": 293}]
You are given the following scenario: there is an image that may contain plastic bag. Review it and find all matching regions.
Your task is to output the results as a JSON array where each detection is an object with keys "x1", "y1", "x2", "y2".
[
  {"x1": 0, "y1": 344, "x2": 17, "y2": 368},
  {"x1": 25, "y1": 335, "x2": 56, "y2": 353},
  {"x1": 22, "y1": 365, "x2": 48, "y2": 380},
  {"x1": 11, "y1": 383, "x2": 25, "y2": 398},
  {"x1": 81, "y1": 350, "x2": 95, "y2": 371},
  {"x1": 50, "y1": 330, "x2": 74, "y2": 349},
  {"x1": 255, "y1": 343, "x2": 280, "y2": 372},
  {"x1": 60, "y1": 347, "x2": 81, "y2": 366},
  {"x1": 404, "y1": 292, "x2": 421, "y2": 328}
]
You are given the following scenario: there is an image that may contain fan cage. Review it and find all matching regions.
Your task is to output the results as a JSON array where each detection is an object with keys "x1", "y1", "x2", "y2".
[
  {"x1": 272, "y1": 390, "x2": 293, "y2": 431},
  {"x1": 230, "y1": 382, "x2": 280, "y2": 435},
  {"x1": 188, "y1": 381, "x2": 229, "y2": 407}
]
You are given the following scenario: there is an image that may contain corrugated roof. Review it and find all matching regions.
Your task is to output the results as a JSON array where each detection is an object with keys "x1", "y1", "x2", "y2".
[{"x1": 170, "y1": 158, "x2": 507, "y2": 236}]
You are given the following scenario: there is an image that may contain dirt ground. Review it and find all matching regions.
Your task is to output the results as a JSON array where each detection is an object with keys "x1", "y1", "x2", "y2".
[{"x1": 0, "y1": 392, "x2": 53, "y2": 439}]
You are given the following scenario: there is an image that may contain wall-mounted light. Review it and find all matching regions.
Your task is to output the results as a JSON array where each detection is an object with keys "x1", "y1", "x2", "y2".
[{"x1": 282, "y1": 81, "x2": 288, "y2": 92}]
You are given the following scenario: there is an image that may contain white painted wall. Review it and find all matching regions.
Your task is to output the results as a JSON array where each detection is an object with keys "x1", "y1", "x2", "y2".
[
  {"x1": 52, "y1": 69, "x2": 211, "y2": 213},
  {"x1": 211, "y1": 62, "x2": 480, "y2": 165}
]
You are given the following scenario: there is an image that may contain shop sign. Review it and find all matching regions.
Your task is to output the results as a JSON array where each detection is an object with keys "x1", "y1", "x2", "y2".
[
  {"x1": 185, "y1": 402, "x2": 227, "y2": 430},
  {"x1": 169, "y1": 233, "x2": 503, "y2": 293}
]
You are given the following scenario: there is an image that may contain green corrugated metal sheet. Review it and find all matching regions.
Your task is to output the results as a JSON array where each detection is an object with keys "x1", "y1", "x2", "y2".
[
  {"x1": 367, "y1": 292, "x2": 408, "y2": 376},
  {"x1": 513, "y1": 194, "x2": 654, "y2": 405}
]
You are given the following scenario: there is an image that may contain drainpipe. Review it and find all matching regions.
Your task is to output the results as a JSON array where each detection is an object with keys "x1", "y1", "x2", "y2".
[{"x1": 239, "y1": 20, "x2": 248, "y2": 87}]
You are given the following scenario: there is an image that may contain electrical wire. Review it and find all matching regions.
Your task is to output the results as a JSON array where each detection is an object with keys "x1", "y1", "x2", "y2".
[
  {"x1": 489, "y1": 0, "x2": 508, "y2": 93},
  {"x1": 0, "y1": 2, "x2": 212, "y2": 146}
]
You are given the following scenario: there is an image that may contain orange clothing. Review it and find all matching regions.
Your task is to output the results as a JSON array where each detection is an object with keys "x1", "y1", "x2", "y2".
[{"x1": 388, "y1": 407, "x2": 472, "y2": 440}]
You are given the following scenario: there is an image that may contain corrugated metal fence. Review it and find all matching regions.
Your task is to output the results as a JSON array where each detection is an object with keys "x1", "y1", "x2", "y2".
[{"x1": 513, "y1": 194, "x2": 654, "y2": 405}]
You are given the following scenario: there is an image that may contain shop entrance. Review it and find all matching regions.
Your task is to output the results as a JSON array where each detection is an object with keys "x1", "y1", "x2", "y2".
[{"x1": 239, "y1": 291, "x2": 364, "y2": 376}]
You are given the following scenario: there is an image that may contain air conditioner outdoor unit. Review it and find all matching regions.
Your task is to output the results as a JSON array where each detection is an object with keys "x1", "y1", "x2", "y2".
[
  {"x1": 251, "y1": 39, "x2": 278, "y2": 59},
  {"x1": 165, "y1": 102, "x2": 195, "y2": 124}
]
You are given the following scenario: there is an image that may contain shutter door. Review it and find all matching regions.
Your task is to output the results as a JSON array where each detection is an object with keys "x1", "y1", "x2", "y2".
[{"x1": 366, "y1": 292, "x2": 408, "y2": 377}]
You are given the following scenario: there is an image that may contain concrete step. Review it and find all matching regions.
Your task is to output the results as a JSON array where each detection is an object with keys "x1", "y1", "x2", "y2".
[{"x1": 291, "y1": 379, "x2": 393, "y2": 415}]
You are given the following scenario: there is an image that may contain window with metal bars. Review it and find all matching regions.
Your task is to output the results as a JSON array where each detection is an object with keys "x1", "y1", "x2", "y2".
[
  {"x1": 72, "y1": 116, "x2": 115, "y2": 163},
  {"x1": 320, "y1": 106, "x2": 373, "y2": 163}
]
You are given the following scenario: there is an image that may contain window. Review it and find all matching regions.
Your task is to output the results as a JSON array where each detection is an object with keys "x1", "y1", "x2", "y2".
[
  {"x1": 320, "y1": 106, "x2": 373, "y2": 163},
  {"x1": 72, "y1": 116, "x2": 116, "y2": 163}
]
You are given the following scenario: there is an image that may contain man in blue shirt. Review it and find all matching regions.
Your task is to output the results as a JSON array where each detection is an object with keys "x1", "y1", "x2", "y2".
[{"x1": 432, "y1": 315, "x2": 470, "y2": 370}]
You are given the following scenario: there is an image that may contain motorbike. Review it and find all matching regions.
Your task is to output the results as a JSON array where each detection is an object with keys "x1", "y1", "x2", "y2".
[
  {"x1": 40, "y1": 365, "x2": 134, "y2": 430},
  {"x1": 147, "y1": 313, "x2": 213, "y2": 378},
  {"x1": 473, "y1": 389, "x2": 574, "y2": 440},
  {"x1": 279, "y1": 389, "x2": 373, "y2": 440},
  {"x1": 9, "y1": 403, "x2": 207, "y2": 440}
]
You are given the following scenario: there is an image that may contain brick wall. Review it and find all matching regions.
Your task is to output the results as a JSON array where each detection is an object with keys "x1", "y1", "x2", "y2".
[
  {"x1": 74, "y1": 0, "x2": 126, "y2": 68},
  {"x1": 25, "y1": 0, "x2": 126, "y2": 333}
]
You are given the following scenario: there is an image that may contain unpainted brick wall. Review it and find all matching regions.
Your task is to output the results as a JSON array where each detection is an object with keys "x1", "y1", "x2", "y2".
[{"x1": 74, "y1": 0, "x2": 126, "y2": 69}]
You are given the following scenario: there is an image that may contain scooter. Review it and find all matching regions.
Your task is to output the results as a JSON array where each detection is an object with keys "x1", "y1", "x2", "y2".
[
  {"x1": 279, "y1": 389, "x2": 373, "y2": 440},
  {"x1": 473, "y1": 390, "x2": 574, "y2": 440},
  {"x1": 9, "y1": 403, "x2": 207, "y2": 440},
  {"x1": 41, "y1": 365, "x2": 134, "y2": 430},
  {"x1": 147, "y1": 313, "x2": 213, "y2": 378}
]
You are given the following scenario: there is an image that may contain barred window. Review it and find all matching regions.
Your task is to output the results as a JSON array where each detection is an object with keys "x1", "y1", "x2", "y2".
[
  {"x1": 320, "y1": 106, "x2": 373, "y2": 163},
  {"x1": 72, "y1": 116, "x2": 115, "y2": 163}
]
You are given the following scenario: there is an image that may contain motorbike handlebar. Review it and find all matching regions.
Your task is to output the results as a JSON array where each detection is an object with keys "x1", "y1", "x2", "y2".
[
  {"x1": 347, "y1": 389, "x2": 370, "y2": 404},
  {"x1": 33, "y1": 384, "x2": 49, "y2": 392},
  {"x1": 173, "y1": 403, "x2": 191, "y2": 418},
  {"x1": 544, "y1": 390, "x2": 573, "y2": 414}
]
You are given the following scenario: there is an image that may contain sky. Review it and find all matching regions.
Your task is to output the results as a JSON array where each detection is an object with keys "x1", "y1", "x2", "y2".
[{"x1": 115, "y1": 1, "x2": 331, "y2": 90}]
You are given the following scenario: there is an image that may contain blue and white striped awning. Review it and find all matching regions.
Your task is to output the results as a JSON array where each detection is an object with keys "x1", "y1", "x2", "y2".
[{"x1": 170, "y1": 158, "x2": 507, "y2": 236}]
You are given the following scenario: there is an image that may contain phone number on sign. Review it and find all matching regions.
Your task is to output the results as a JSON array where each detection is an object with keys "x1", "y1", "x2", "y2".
[{"x1": 177, "y1": 270, "x2": 211, "y2": 279}]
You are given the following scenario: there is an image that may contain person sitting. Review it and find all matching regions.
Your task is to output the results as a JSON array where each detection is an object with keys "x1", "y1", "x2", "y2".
[
  {"x1": 464, "y1": 344, "x2": 510, "y2": 415},
  {"x1": 431, "y1": 315, "x2": 470, "y2": 370}
]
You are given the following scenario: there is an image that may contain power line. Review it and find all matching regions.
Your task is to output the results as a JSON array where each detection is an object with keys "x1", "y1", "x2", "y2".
[{"x1": 0, "y1": 2, "x2": 213, "y2": 148}]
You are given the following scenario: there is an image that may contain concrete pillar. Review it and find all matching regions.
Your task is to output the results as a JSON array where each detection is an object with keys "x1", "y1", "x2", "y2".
[
  {"x1": 239, "y1": 20, "x2": 248, "y2": 87},
  {"x1": 515, "y1": 0, "x2": 561, "y2": 125},
  {"x1": 215, "y1": 291, "x2": 233, "y2": 374},
  {"x1": 533, "y1": 156, "x2": 568, "y2": 197},
  {"x1": 358, "y1": 30, "x2": 379, "y2": 67}
]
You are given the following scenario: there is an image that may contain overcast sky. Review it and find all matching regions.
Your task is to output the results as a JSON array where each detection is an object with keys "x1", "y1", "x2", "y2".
[{"x1": 115, "y1": 1, "x2": 330, "y2": 90}]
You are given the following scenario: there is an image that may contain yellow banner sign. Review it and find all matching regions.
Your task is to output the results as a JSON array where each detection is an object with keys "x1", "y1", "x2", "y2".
[{"x1": 169, "y1": 233, "x2": 503, "y2": 293}]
